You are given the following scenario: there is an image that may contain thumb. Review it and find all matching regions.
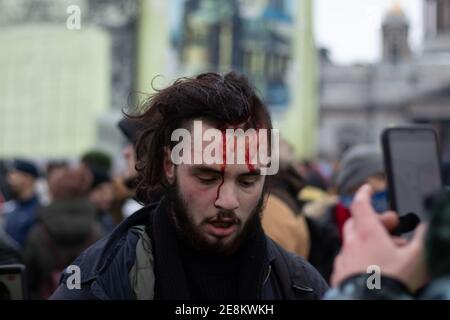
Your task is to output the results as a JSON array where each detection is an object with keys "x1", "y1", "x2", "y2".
[{"x1": 379, "y1": 211, "x2": 399, "y2": 232}]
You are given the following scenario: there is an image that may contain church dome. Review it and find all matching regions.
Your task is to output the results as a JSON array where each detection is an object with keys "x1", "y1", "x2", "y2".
[{"x1": 383, "y1": 2, "x2": 408, "y2": 27}]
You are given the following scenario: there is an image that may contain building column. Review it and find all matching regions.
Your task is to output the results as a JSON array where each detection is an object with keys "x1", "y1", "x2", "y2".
[
  {"x1": 425, "y1": 0, "x2": 437, "y2": 38},
  {"x1": 281, "y1": 0, "x2": 317, "y2": 159},
  {"x1": 136, "y1": 0, "x2": 171, "y2": 93}
]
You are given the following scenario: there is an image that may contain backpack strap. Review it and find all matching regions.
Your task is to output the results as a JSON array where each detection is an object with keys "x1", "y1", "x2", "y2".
[{"x1": 128, "y1": 225, "x2": 155, "y2": 300}]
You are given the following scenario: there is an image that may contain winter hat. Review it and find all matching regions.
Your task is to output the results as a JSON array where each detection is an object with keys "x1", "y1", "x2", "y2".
[
  {"x1": 81, "y1": 150, "x2": 112, "y2": 172},
  {"x1": 336, "y1": 144, "x2": 384, "y2": 194},
  {"x1": 88, "y1": 165, "x2": 111, "y2": 190},
  {"x1": 11, "y1": 159, "x2": 39, "y2": 179}
]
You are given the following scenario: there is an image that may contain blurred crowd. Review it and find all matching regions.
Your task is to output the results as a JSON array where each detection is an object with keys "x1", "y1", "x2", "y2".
[
  {"x1": 0, "y1": 118, "x2": 142, "y2": 299},
  {"x1": 1, "y1": 115, "x2": 450, "y2": 300}
]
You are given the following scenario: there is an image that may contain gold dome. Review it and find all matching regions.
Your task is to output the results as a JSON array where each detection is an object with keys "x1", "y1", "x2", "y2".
[
  {"x1": 387, "y1": 2, "x2": 405, "y2": 16},
  {"x1": 383, "y1": 1, "x2": 408, "y2": 25}
]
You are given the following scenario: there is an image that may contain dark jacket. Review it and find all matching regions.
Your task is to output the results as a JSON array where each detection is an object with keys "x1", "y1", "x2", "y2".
[
  {"x1": 0, "y1": 229, "x2": 22, "y2": 265},
  {"x1": 4, "y1": 195, "x2": 40, "y2": 248},
  {"x1": 50, "y1": 201, "x2": 328, "y2": 300},
  {"x1": 324, "y1": 273, "x2": 450, "y2": 300},
  {"x1": 306, "y1": 204, "x2": 342, "y2": 284},
  {"x1": 24, "y1": 198, "x2": 102, "y2": 299}
]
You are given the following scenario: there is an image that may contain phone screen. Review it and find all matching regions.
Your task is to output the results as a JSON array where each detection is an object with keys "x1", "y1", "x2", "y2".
[{"x1": 387, "y1": 128, "x2": 443, "y2": 222}]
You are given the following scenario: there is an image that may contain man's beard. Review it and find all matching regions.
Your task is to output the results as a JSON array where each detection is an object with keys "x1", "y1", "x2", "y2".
[{"x1": 165, "y1": 178, "x2": 266, "y2": 256}]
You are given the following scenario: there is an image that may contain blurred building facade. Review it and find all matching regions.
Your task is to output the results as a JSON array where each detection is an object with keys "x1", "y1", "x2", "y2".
[
  {"x1": 318, "y1": 0, "x2": 450, "y2": 161},
  {"x1": 0, "y1": 0, "x2": 138, "y2": 159},
  {"x1": 2, "y1": 0, "x2": 317, "y2": 163},
  {"x1": 177, "y1": 0, "x2": 319, "y2": 159},
  {"x1": 179, "y1": 0, "x2": 293, "y2": 108}
]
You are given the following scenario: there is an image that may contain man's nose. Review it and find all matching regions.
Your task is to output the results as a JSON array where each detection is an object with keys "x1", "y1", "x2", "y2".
[{"x1": 214, "y1": 182, "x2": 239, "y2": 211}]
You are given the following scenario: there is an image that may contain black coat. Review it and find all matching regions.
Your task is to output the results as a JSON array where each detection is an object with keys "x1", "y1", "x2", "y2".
[{"x1": 51, "y1": 201, "x2": 328, "y2": 300}]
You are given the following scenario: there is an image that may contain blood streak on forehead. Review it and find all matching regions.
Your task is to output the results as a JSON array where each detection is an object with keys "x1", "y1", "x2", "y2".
[
  {"x1": 214, "y1": 124, "x2": 262, "y2": 202},
  {"x1": 223, "y1": 124, "x2": 261, "y2": 173},
  {"x1": 215, "y1": 129, "x2": 227, "y2": 202}
]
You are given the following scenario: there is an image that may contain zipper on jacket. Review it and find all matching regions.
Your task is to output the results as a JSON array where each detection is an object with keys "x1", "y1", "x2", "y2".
[
  {"x1": 292, "y1": 284, "x2": 314, "y2": 293},
  {"x1": 263, "y1": 265, "x2": 272, "y2": 286}
]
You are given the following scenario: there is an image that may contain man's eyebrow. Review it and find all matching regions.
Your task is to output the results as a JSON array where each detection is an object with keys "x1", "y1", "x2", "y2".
[
  {"x1": 190, "y1": 166, "x2": 261, "y2": 176},
  {"x1": 190, "y1": 166, "x2": 222, "y2": 175},
  {"x1": 239, "y1": 169, "x2": 261, "y2": 177}
]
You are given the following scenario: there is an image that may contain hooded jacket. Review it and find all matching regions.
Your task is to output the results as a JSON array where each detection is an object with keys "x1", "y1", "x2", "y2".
[{"x1": 24, "y1": 198, "x2": 101, "y2": 299}]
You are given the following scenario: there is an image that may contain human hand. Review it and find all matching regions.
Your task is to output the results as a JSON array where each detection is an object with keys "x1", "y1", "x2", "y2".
[{"x1": 331, "y1": 184, "x2": 428, "y2": 292}]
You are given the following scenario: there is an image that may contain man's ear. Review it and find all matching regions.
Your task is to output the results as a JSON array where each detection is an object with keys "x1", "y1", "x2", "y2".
[{"x1": 163, "y1": 147, "x2": 175, "y2": 184}]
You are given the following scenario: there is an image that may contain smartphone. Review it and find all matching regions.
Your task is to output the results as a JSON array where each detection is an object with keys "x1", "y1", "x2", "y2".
[
  {"x1": 0, "y1": 264, "x2": 28, "y2": 300},
  {"x1": 381, "y1": 126, "x2": 444, "y2": 234}
]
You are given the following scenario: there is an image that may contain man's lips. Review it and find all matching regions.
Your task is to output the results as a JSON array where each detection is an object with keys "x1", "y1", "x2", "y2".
[{"x1": 206, "y1": 219, "x2": 239, "y2": 238}]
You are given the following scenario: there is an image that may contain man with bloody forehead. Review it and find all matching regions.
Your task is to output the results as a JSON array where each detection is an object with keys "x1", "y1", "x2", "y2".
[{"x1": 51, "y1": 72, "x2": 327, "y2": 300}]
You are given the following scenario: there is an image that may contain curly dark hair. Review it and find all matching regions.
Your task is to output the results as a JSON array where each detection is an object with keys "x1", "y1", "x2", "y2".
[{"x1": 128, "y1": 72, "x2": 273, "y2": 205}]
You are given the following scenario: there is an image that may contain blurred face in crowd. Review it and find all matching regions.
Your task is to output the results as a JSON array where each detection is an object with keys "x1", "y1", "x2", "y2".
[
  {"x1": 48, "y1": 166, "x2": 92, "y2": 200},
  {"x1": 123, "y1": 143, "x2": 137, "y2": 179},
  {"x1": 164, "y1": 121, "x2": 267, "y2": 255},
  {"x1": 90, "y1": 182, "x2": 115, "y2": 211},
  {"x1": 345, "y1": 172, "x2": 388, "y2": 213},
  {"x1": 366, "y1": 172, "x2": 387, "y2": 193},
  {"x1": 7, "y1": 170, "x2": 35, "y2": 198}
]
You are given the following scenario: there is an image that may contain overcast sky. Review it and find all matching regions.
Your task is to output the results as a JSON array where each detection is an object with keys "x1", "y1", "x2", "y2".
[{"x1": 314, "y1": 0, "x2": 423, "y2": 65}]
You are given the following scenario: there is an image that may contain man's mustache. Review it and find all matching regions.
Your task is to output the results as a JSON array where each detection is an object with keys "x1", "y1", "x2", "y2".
[{"x1": 207, "y1": 211, "x2": 241, "y2": 224}]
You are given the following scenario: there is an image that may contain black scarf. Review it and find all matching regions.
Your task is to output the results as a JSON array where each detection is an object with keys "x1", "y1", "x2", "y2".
[{"x1": 148, "y1": 197, "x2": 268, "y2": 300}]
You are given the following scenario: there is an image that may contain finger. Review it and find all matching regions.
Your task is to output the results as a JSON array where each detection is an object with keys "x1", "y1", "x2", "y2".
[
  {"x1": 379, "y1": 211, "x2": 399, "y2": 232},
  {"x1": 350, "y1": 184, "x2": 384, "y2": 233},
  {"x1": 331, "y1": 254, "x2": 344, "y2": 287},
  {"x1": 342, "y1": 218, "x2": 356, "y2": 246}
]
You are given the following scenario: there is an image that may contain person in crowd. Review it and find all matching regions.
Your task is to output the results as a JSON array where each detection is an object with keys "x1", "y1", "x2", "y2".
[
  {"x1": 332, "y1": 144, "x2": 388, "y2": 236},
  {"x1": 112, "y1": 117, "x2": 145, "y2": 221},
  {"x1": 24, "y1": 165, "x2": 102, "y2": 299},
  {"x1": 0, "y1": 161, "x2": 22, "y2": 265},
  {"x1": 0, "y1": 160, "x2": 13, "y2": 205},
  {"x1": 50, "y1": 72, "x2": 328, "y2": 300},
  {"x1": 35, "y1": 160, "x2": 69, "y2": 207},
  {"x1": 305, "y1": 144, "x2": 388, "y2": 283},
  {"x1": 87, "y1": 165, "x2": 116, "y2": 235},
  {"x1": 3, "y1": 159, "x2": 41, "y2": 248},
  {"x1": 81, "y1": 150, "x2": 112, "y2": 174},
  {"x1": 80, "y1": 150, "x2": 117, "y2": 232},
  {"x1": 262, "y1": 138, "x2": 311, "y2": 259}
]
